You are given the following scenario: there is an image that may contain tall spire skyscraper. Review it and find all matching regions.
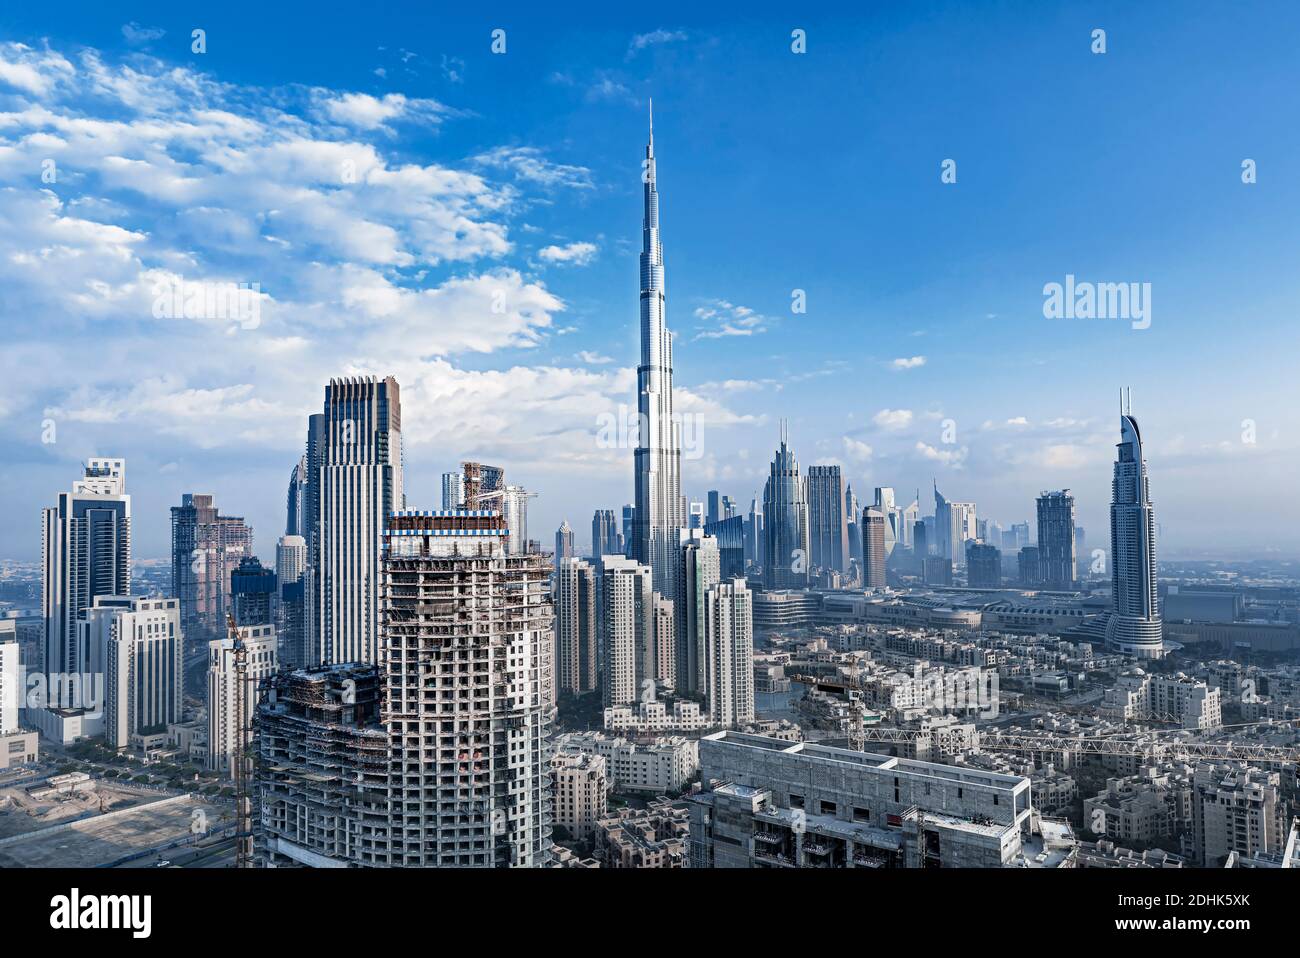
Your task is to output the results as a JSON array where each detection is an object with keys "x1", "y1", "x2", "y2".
[
  {"x1": 1106, "y1": 391, "x2": 1164, "y2": 658},
  {"x1": 632, "y1": 101, "x2": 684, "y2": 595}
]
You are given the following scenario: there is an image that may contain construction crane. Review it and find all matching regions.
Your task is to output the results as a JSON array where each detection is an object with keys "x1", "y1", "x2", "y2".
[{"x1": 226, "y1": 612, "x2": 253, "y2": 869}]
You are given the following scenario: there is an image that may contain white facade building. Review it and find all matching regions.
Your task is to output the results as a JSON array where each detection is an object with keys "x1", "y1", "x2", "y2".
[
  {"x1": 552, "y1": 751, "x2": 608, "y2": 842},
  {"x1": 207, "y1": 623, "x2": 277, "y2": 774},
  {"x1": 557, "y1": 731, "x2": 698, "y2": 795},
  {"x1": 599, "y1": 556, "x2": 654, "y2": 708},
  {"x1": 703, "y1": 578, "x2": 755, "y2": 727}
]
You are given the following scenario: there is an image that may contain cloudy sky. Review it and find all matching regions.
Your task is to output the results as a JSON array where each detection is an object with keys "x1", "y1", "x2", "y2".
[{"x1": 1, "y1": 2, "x2": 1297, "y2": 562}]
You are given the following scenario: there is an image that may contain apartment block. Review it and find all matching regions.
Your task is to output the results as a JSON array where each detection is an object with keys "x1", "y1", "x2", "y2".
[{"x1": 552, "y1": 751, "x2": 608, "y2": 842}]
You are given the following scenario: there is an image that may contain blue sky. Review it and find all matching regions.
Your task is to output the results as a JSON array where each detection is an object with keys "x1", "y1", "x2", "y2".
[{"x1": 0, "y1": 1, "x2": 1297, "y2": 562}]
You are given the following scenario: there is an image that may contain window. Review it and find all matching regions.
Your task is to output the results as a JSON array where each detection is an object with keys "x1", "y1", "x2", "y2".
[
  {"x1": 789, "y1": 794, "x2": 804, "y2": 809},
  {"x1": 820, "y1": 800, "x2": 837, "y2": 816},
  {"x1": 853, "y1": 806, "x2": 870, "y2": 822}
]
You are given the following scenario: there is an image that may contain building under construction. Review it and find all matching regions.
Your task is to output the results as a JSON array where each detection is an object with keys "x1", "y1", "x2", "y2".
[
  {"x1": 253, "y1": 509, "x2": 556, "y2": 867},
  {"x1": 256, "y1": 664, "x2": 388, "y2": 866},
  {"x1": 383, "y1": 509, "x2": 554, "y2": 866}
]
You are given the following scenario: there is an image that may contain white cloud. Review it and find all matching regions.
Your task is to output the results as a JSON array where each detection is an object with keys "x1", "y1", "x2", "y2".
[
  {"x1": 891, "y1": 355, "x2": 927, "y2": 370},
  {"x1": 0, "y1": 42, "x2": 75, "y2": 97},
  {"x1": 915, "y1": 441, "x2": 968, "y2": 468},
  {"x1": 121, "y1": 23, "x2": 166, "y2": 45},
  {"x1": 575, "y1": 351, "x2": 614, "y2": 365},
  {"x1": 314, "y1": 91, "x2": 450, "y2": 131},
  {"x1": 538, "y1": 241, "x2": 598, "y2": 266},
  {"x1": 628, "y1": 30, "x2": 689, "y2": 58},
  {"x1": 873, "y1": 408, "x2": 914, "y2": 430},
  {"x1": 693, "y1": 299, "x2": 773, "y2": 340},
  {"x1": 473, "y1": 146, "x2": 593, "y2": 190},
  {"x1": 843, "y1": 437, "x2": 874, "y2": 461}
]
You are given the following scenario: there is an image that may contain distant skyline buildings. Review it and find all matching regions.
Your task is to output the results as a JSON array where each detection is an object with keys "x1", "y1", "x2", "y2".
[
  {"x1": 762, "y1": 428, "x2": 810, "y2": 591},
  {"x1": 170, "y1": 492, "x2": 252, "y2": 645},
  {"x1": 555, "y1": 521, "x2": 575, "y2": 561},
  {"x1": 806, "y1": 465, "x2": 849, "y2": 574},
  {"x1": 861, "y1": 506, "x2": 887, "y2": 589},
  {"x1": 1036, "y1": 490, "x2": 1078, "y2": 591},
  {"x1": 3, "y1": 14, "x2": 1298, "y2": 567},
  {"x1": 592, "y1": 508, "x2": 620, "y2": 558}
]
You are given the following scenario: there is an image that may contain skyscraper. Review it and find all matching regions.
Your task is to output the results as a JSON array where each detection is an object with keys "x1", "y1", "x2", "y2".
[
  {"x1": 966, "y1": 542, "x2": 1002, "y2": 589},
  {"x1": 598, "y1": 556, "x2": 655, "y2": 708},
  {"x1": 631, "y1": 104, "x2": 685, "y2": 596},
  {"x1": 286, "y1": 455, "x2": 308, "y2": 538},
  {"x1": 460, "y1": 461, "x2": 504, "y2": 509},
  {"x1": 501, "y1": 485, "x2": 532, "y2": 555},
  {"x1": 1106, "y1": 395, "x2": 1163, "y2": 658},
  {"x1": 675, "y1": 529, "x2": 720, "y2": 695},
  {"x1": 932, "y1": 484, "x2": 975, "y2": 566},
  {"x1": 1018, "y1": 546, "x2": 1042, "y2": 586},
  {"x1": 703, "y1": 514, "x2": 745, "y2": 580},
  {"x1": 555, "y1": 521, "x2": 575, "y2": 561},
  {"x1": 707, "y1": 490, "x2": 723, "y2": 527},
  {"x1": 43, "y1": 459, "x2": 131, "y2": 682},
  {"x1": 703, "y1": 579, "x2": 755, "y2": 727},
  {"x1": 845, "y1": 484, "x2": 862, "y2": 569},
  {"x1": 80, "y1": 596, "x2": 183, "y2": 751},
  {"x1": 440, "y1": 470, "x2": 465, "y2": 510},
  {"x1": 762, "y1": 428, "x2": 809, "y2": 590},
  {"x1": 276, "y1": 535, "x2": 308, "y2": 671},
  {"x1": 231, "y1": 555, "x2": 276, "y2": 627},
  {"x1": 744, "y1": 498, "x2": 763, "y2": 569},
  {"x1": 592, "y1": 509, "x2": 619, "y2": 558},
  {"x1": 621, "y1": 504, "x2": 635, "y2": 556},
  {"x1": 554, "y1": 557, "x2": 597, "y2": 695},
  {"x1": 900, "y1": 497, "x2": 919, "y2": 550},
  {"x1": 806, "y1": 465, "x2": 849, "y2": 573},
  {"x1": 861, "y1": 506, "x2": 887, "y2": 589},
  {"x1": 316, "y1": 376, "x2": 403, "y2": 666},
  {"x1": 381, "y1": 510, "x2": 554, "y2": 865},
  {"x1": 874, "y1": 487, "x2": 898, "y2": 557},
  {"x1": 1036, "y1": 490, "x2": 1077, "y2": 590},
  {"x1": 171, "y1": 493, "x2": 253, "y2": 645}
]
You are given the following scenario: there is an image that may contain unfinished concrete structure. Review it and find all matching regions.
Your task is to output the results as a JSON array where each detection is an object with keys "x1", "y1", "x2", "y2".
[
  {"x1": 381, "y1": 510, "x2": 554, "y2": 866},
  {"x1": 254, "y1": 510, "x2": 556, "y2": 867},
  {"x1": 256, "y1": 665, "x2": 388, "y2": 867},
  {"x1": 688, "y1": 731, "x2": 1031, "y2": 868}
]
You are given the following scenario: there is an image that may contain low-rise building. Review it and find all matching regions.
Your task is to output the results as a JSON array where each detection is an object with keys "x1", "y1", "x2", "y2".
[
  {"x1": 689, "y1": 731, "x2": 1032, "y2": 868},
  {"x1": 556, "y1": 731, "x2": 698, "y2": 795},
  {"x1": 595, "y1": 799, "x2": 689, "y2": 868},
  {"x1": 1102, "y1": 669, "x2": 1222, "y2": 729},
  {"x1": 603, "y1": 698, "x2": 708, "y2": 734}
]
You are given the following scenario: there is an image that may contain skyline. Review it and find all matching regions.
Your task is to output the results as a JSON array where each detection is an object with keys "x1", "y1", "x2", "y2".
[{"x1": 2, "y1": 5, "x2": 1299, "y2": 562}]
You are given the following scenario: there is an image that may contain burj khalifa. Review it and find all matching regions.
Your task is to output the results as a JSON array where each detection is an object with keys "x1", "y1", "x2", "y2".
[{"x1": 632, "y1": 102, "x2": 684, "y2": 595}]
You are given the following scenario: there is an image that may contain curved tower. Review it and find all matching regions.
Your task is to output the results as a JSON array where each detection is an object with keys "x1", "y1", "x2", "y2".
[
  {"x1": 1106, "y1": 393, "x2": 1163, "y2": 658},
  {"x1": 632, "y1": 101, "x2": 684, "y2": 594}
]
